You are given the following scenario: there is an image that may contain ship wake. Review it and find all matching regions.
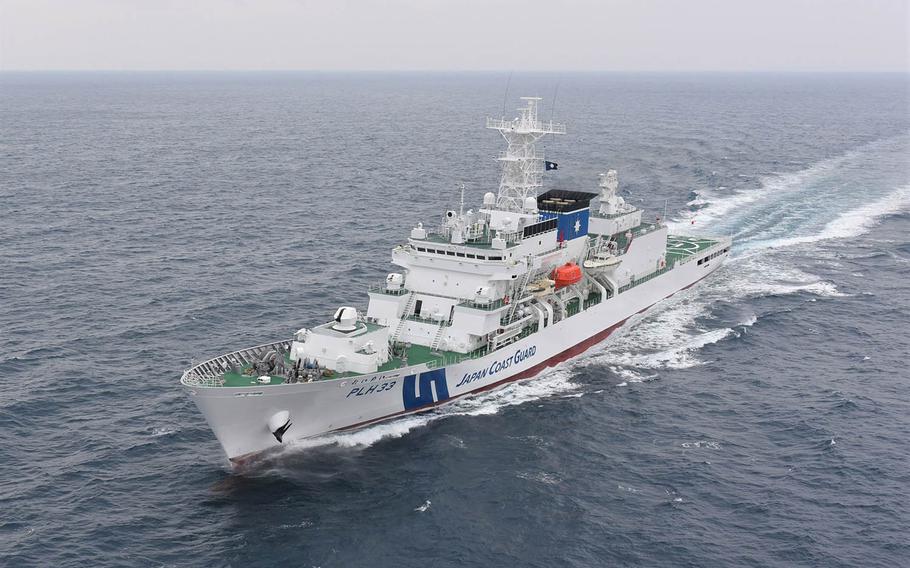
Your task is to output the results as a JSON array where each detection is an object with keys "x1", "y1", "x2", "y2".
[
  {"x1": 602, "y1": 134, "x2": 909, "y2": 381},
  {"x1": 280, "y1": 367, "x2": 580, "y2": 453}
]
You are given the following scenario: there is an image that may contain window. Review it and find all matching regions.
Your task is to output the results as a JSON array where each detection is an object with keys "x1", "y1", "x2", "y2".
[{"x1": 456, "y1": 252, "x2": 465, "y2": 257}]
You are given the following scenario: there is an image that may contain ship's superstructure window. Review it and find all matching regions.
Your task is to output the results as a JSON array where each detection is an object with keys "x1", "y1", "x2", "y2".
[
  {"x1": 522, "y1": 217, "x2": 558, "y2": 238},
  {"x1": 697, "y1": 248, "x2": 729, "y2": 265}
]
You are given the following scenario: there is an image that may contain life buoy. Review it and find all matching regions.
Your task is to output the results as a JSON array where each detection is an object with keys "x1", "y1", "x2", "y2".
[{"x1": 659, "y1": 257, "x2": 666, "y2": 269}]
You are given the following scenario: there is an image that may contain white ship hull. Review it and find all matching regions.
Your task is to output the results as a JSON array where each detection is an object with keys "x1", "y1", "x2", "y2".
[{"x1": 185, "y1": 252, "x2": 727, "y2": 462}]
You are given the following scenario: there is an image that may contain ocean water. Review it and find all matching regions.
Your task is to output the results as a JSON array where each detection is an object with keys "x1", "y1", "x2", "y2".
[{"x1": 1, "y1": 72, "x2": 908, "y2": 567}]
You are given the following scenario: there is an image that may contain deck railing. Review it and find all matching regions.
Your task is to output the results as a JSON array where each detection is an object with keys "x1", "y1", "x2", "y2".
[
  {"x1": 181, "y1": 339, "x2": 292, "y2": 388},
  {"x1": 458, "y1": 297, "x2": 508, "y2": 311},
  {"x1": 486, "y1": 117, "x2": 567, "y2": 134},
  {"x1": 368, "y1": 282, "x2": 409, "y2": 295},
  {"x1": 675, "y1": 238, "x2": 732, "y2": 266}
]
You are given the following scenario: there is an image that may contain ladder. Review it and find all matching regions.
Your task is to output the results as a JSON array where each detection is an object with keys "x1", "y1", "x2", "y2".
[
  {"x1": 430, "y1": 322, "x2": 447, "y2": 352},
  {"x1": 504, "y1": 256, "x2": 535, "y2": 324},
  {"x1": 390, "y1": 292, "x2": 417, "y2": 343}
]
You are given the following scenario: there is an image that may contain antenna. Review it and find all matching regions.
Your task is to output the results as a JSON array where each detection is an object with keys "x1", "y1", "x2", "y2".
[
  {"x1": 486, "y1": 97, "x2": 565, "y2": 212},
  {"x1": 550, "y1": 80, "x2": 560, "y2": 122},
  {"x1": 458, "y1": 182, "x2": 466, "y2": 216},
  {"x1": 501, "y1": 71, "x2": 513, "y2": 118}
]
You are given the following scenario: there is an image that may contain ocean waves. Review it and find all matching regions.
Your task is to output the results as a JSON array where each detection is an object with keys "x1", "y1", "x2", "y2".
[{"x1": 2, "y1": 73, "x2": 909, "y2": 568}]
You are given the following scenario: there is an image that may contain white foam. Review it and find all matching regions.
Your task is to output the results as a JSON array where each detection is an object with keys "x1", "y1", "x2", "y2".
[
  {"x1": 722, "y1": 255, "x2": 848, "y2": 298},
  {"x1": 150, "y1": 426, "x2": 178, "y2": 437},
  {"x1": 672, "y1": 132, "x2": 909, "y2": 254},
  {"x1": 414, "y1": 500, "x2": 432, "y2": 512},
  {"x1": 585, "y1": 289, "x2": 743, "y2": 372},
  {"x1": 671, "y1": 156, "x2": 844, "y2": 231},
  {"x1": 681, "y1": 440, "x2": 721, "y2": 449},
  {"x1": 758, "y1": 185, "x2": 909, "y2": 250},
  {"x1": 619, "y1": 328, "x2": 733, "y2": 370},
  {"x1": 286, "y1": 367, "x2": 579, "y2": 452},
  {"x1": 278, "y1": 520, "x2": 314, "y2": 529},
  {"x1": 587, "y1": 250, "x2": 847, "y2": 376},
  {"x1": 516, "y1": 471, "x2": 562, "y2": 485},
  {"x1": 625, "y1": 147, "x2": 910, "y2": 380},
  {"x1": 608, "y1": 366, "x2": 657, "y2": 384}
]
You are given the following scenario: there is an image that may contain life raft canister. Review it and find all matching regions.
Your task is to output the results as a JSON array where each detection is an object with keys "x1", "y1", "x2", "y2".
[{"x1": 552, "y1": 262, "x2": 582, "y2": 289}]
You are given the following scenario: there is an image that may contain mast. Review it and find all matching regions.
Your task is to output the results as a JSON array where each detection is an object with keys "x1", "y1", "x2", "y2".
[{"x1": 486, "y1": 97, "x2": 565, "y2": 212}]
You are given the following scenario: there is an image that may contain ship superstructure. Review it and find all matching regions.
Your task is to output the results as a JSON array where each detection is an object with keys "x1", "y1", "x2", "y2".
[{"x1": 182, "y1": 98, "x2": 731, "y2": 462}]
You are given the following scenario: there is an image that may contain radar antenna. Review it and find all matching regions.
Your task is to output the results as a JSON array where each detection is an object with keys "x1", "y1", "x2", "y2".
[{"x1": 486, "y1": 97, "x2": 565, "y2": 212}]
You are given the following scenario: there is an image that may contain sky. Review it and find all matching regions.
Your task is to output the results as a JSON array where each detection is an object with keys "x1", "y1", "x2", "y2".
[{"x1": 0, "y1": 0, "x2": 907, "y2": 72}]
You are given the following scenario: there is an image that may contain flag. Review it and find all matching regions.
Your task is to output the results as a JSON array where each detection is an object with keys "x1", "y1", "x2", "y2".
[{"x1": 545, "y1": 161, "x2": 558, "y2": 171}]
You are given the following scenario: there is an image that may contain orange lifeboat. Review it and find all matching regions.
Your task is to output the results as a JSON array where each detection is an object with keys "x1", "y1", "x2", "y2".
[{"x1": 551, "y1": 262, "x2": 582, "y2": 289}]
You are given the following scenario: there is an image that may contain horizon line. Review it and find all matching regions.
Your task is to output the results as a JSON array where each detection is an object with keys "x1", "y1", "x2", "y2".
[{"x1": 1, "y1": 68, "x2": 908, "y2": 75}]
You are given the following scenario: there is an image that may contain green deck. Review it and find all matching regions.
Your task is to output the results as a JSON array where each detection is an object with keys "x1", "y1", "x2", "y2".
[
  {"x1": 665, "y1": 235, "x2": 719, "y2": 264},
  {"x1": 219, "y1": 342, "x2": 470, "y2": 387}
]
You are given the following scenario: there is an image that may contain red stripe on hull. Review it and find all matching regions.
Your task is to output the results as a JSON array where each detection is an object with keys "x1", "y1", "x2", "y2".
[{"x1": 334, "y1": 316, "x2": 630, "y2": 434}]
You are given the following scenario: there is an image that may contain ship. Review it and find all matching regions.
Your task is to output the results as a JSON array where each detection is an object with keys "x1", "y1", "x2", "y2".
[{"x1": 181, "y1": 97, "x2": 732, "y2": 463}]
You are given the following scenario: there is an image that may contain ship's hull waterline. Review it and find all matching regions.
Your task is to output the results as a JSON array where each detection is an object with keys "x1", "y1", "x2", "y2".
[{"x1": 185, "y1": 254, "x2": 726, "y2": 462}]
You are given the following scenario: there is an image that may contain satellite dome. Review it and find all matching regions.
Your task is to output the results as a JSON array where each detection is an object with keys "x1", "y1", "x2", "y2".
[
  {"x1": 332, "y1": 306, "x2": 359, "y2": 332},
  {"x1": 523, "y1": 196, "x2": 538, "y2": 211},
  {"x1": 410, "y1": 222, "x2": 427, "y2": 240},
  {"x1": 483, "y1": 192, "x2": 496, "y2": 206}
]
